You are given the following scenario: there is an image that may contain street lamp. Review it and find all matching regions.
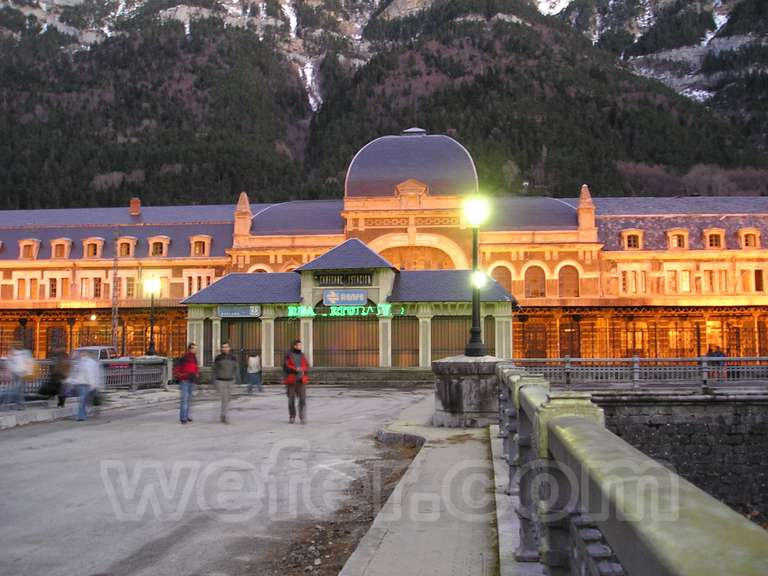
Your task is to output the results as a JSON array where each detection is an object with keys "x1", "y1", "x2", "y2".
[
  {"x1": 144, "y1": 277, "x2": 161, "y2": 356},
  {"x1": 463, "y1": 195, "x2": 490, "y2": 356}
]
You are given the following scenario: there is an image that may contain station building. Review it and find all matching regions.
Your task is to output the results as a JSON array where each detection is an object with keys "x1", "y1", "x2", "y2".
[{"x1": 2, "y1": 128, "x2": 768, "y2": 362}]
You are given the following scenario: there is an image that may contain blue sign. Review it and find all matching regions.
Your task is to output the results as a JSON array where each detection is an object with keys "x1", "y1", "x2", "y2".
[
  {"x1": 218, "y1": 305, "x2": 262, "y2": 318},
  {"x1": 323, "y1": 289, "x2": 368, "y2": 306}
]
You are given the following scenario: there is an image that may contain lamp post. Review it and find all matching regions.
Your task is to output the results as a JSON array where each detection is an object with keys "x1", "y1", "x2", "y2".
[
  {"x1": 144, "y1": 277, "x2": 161, "y2": 356},
  {"x1": 463, "y1": 196, "x2": 490, "y2": 357}
]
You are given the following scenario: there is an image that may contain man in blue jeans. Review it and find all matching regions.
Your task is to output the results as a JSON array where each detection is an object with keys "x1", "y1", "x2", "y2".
[{"x1": 175, "y1": 343, "x2": 199, "y2": 424}]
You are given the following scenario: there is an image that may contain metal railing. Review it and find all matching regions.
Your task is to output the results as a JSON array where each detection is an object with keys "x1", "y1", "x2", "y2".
[
  {"x1": 513, "y1": 356, "x2": 768, "y2": 388},
  {"x1": 0, "y1": 357, "x2": 170, "y2": 396}
]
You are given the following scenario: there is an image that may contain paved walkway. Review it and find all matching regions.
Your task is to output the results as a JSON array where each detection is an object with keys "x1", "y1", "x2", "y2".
[{"x1": 340, "y1": 397, "x2": 544, "y2": 576}]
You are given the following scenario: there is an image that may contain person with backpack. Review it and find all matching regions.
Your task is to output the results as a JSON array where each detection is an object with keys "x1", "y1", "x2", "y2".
[
  {"x1": 283, "y1": 339, "x2": 309, "y2": 424},
  {"x1": 68, "y1": 351, "x2": 104, "y2": 421},
  {"x1": 246, "y1": 353, "x2": 262, "y2": 393},
  {"x1": 175, "y1": 343, "x2": 199, "y2": 424},
  {"x1": 213, "y1": 341, "x2": 239, "y2": 424}
]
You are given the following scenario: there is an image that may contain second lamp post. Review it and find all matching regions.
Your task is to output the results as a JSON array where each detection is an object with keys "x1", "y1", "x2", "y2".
[{"x1": 463, "y1": 196, "x2": 490, "y2": 357}]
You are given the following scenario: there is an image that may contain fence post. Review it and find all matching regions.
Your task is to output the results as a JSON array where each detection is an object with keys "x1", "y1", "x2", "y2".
[
  {"x1": 700, "y1": 358, "x2": 709, "y2": 393},
  {"x1": 632, "y1": 356, "x2": 640, "y2": 388},
  {"x1": 564, "y1": 356, "x2": 572, "y2": 389},
  {"x1": 130, "y1": 360, "x2": 137, "y2": 392}
]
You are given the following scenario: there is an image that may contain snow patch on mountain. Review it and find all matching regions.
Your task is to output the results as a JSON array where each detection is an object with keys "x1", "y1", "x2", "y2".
[
  {"x1": 281, "y1": 0, "x2": 297, "y2": 37},
  {"x1": 537, "y1": 0, "x2": 571, "y2": 17}
]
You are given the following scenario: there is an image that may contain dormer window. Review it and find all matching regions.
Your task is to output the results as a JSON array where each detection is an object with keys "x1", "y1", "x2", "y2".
[
  {"x1": 117, "y1": 236, "x2": 137, "y2": 258},
  {"x1": 704, "y1": 228, "x2": 725, "y2": 249},
  {"x1": 51, "y1": 238, "x2": 72, "y2": 259},
  {"x1": 621, "y1": 229, "x2": 643, "y2": 250},
  {"x1": 19, "y1": 239, "x2": 41, "y2": 260},
  {"x1": 147, "y1": 235, "x2": 170, "y2": 258},
  {"x1": 190, "y1": 235, "x2": 212, "y2": 257},
  {"x1": 82, "y1": 237, "x2": 105, "y2": 259},
  {"x1": 739, "y1": 228, "x2": 760, "y2": 249},
  {"x1": 667, "y1": 229, "x2": 688, "y2": 250}
]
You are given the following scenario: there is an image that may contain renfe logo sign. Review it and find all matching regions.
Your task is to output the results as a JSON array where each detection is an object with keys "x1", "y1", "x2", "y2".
[
  {"x1": 322, "y1": 289, "x2": 367, "y2": 306},
  {"x1": 217, "y1": 305, "x2": 262, "y2": 318}
]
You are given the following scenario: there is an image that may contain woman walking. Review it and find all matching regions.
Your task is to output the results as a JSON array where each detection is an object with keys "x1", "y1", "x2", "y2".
[{"x1": 282, "y1": 339, "x2": 309, "y2": 424}]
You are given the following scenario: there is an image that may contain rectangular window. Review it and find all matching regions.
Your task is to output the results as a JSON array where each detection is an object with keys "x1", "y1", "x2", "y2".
[
  {"x1": 681, "y1": 271, "x2": 691, "y2": 293},
  {"x1": 741, "y1": 270, "x2": 751, "y2": 292},
  {"x1": 49, "y1": 278, "x2": 58, "y2": 299},
  {"x1": 126, "y1": 277, "x2": 135, "y2": 299},
  {"x1": 193, "y1": 241, "x2": 206, "y2": 256},
  {"x1": 666, "y1": 270, "x2": 678, "y2": 293},
  {"x1": 640, "y1": 271, "x2": 647, "y2": 294},
  {"x1": 93, "y1": 278, "x2": 102, "y2": 299},
  {"x1": 626, "y1": 235, "x2": 640, "y2": 249},
  {"x1": 206, "y1": 276, "x2": 212, "y2": 287},
  {"x1": 744, "y1": 234, "x2": 757, "y2": 248},
  {"x1": 17, "y1": 278, "x2": 26, "y2": 299},
  {"x1": 22, "y1": 245, "x2": 33, "y2": 259},
  {"x1": 704, "y1": 270, "x2": 714, "y2": 293},
  {"x1": 86, "y1": 243, "x2": 98, "y2": 257},
  {"x1": 755, "y1": 270, "x2": 764, "y2": 292},
  {"x1": 115, "y1": 278, "x2": 121, "y2": 299},
  {"x1": 708, "y1": 234, "x2": 722, "y2": 248},
  {"x1": 196, "y1": 276, "x2": 202, "y2": 292},
  {"x1": 719, "y1": 270, "x2": 728, "y2": 292},
  {"x1": 54, "y1": 244, "x2": 65, "y2": 258},
  {"x1": 81, "y1": 278, "x2": 90, "y2": 298},
  {"x1": 620, "y1": 271, "x2": 628, "y2": 294},
  {"x1": 152, "y1": 242, "x2": 164, "y2": 256},
  {"x1": 188, "y1": 277, "x2": 194, "y2": 295},
  {"x1": 119, "y1": 242, "x2": 131, "y2": 257}
]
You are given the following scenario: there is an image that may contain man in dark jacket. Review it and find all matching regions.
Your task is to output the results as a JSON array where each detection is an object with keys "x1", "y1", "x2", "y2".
[
  {"x1": 175, "y1": 343, "x2": 199, "y2": 424},
  {"x1": 283, "y1": 339, "x2": 309, "y2": 424},
  {"x1": 213, "y1": 341, "x2": 239, "y2": 424}
]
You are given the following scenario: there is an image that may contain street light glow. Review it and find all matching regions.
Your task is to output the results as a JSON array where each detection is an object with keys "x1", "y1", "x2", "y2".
[
  {"x1": 472, "y1": 270, "x2": 488, "y2": 289},
  {"x1": 463, "y1": 196, "x2": 490, "y2": 227},
  {"x1": 143, "y1": 277, "x2": 161, "y2": 296},
  {"x1": 89, "y1": 314, "x2": 97, "y2": 321}
]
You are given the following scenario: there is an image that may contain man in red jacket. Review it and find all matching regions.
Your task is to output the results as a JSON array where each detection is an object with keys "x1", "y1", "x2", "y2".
[
  {"x1": 175, "y1": 343, "x2": 199, "y2": 424},
  {"x1": 283, "y1": 339, "x2": 309, "y2": 424}
]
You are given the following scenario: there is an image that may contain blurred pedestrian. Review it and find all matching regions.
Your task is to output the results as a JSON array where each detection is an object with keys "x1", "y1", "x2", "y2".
[
  {"x1": 175, "y1": 343, "x2": 199, "y2": 424},
  {"x1": 49, "y1": 346, "x2": 71, "y2": 408},
  {"x1": 213, "y1": 341, "x2": 239, "y2": 424},
  {"x1": 3, "y1": 340, "x2": 34, "y2": 411},
  {"x1": 246, "y1": 353, "x2": 262, "y2": 393},
  {"x1": 69, "y1": 351, "x2": 104, "y2": 421},
  {"x1": 283, "y1": 339, "x2": 309, "y2": 424}
]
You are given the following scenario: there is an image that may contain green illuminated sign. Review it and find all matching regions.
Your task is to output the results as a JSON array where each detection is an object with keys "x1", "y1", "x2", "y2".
[{"x1": 287, "y1": 304, "x2": 406, "y2": 318}]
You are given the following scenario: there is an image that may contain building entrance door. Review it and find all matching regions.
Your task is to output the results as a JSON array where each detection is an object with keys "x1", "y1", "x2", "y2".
[{"x1": 222, "y1": 319, "x2": 262, "y2": 380}]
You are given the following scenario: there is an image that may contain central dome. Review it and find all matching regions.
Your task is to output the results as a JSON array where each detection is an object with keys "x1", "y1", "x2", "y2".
[{"x1": 344, "y1": 129, "x2": 479, "y2": 198}]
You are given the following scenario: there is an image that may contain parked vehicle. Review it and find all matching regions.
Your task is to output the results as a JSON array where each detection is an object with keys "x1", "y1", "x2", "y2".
[{"x1": 73, "y1": 346, "x2": 127, "y2": 361}]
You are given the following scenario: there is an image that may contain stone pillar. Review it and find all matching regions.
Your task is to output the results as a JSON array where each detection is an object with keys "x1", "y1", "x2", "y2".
[
  {"x1": 262, "y1": 317, "x2": 275, "y2": 369},
  {"x1": 379, "y1": 316, "x2": 392, "y2": 368},
  {"x1": 187, "y1": 319, "x2": 203, "y2": 364},
  {"x1": 301, "y1": 317, "x2": 313, "y2": 365},
  {"x1": 418, "y1": 314, "x2": 432, "y2": 368},
  {"x1": 432, "y1": 355, "x2": 500, "y2": 427},
  {"x1": 212, "y1": 318, "x2": 221, "y2": 357}
]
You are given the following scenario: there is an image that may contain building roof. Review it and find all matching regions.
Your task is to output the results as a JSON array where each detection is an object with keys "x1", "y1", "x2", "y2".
[
  {"x1": 486, "y1": 197, "x2": 578, "y2": 230},
  {"x1": 389, "y1": 270, "x2": 515, "y2": 303},
  {"x1": 182, "y1": 273, "x2": 301, "y2": 304},
  {"x1": 560, "y1": 196, "x2": 768, "y2": 216},
  {"x1": 296, "y1": 238, "x2": 396, "y2": 271},
  {"x1": 250, "y1": 200, "x2": 344, "y2": 236},
  {"x1": 345, "y1": 130, "x2": 478, "y2": 197}
]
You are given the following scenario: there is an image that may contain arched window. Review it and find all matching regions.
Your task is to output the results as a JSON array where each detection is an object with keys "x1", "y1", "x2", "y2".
[
  {"x1": 558, "y1": 265, "x2": 579, "y2": 298},
  {"x1": 491, "y1": 266, "x2": 512, "y2": 293},
  {"x1": 524, "y1": 266, "x2": 546, "y2": 298}
]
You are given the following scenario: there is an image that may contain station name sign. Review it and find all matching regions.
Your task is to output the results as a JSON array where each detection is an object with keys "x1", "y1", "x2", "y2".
[
  {"x1": 218, "y1": 305, "x2": 262, "y2": 318},
  {"x1": 287, "y1": 303, "x2": 405, "y2": 318},
  {"x1": 323, "y1": 289, "x2": 368, "y2": 306}
]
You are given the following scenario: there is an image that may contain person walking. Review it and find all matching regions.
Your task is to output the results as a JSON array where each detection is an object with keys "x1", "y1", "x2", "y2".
[
  {"x1": 175, "y1": 343, "x2": 199, "y2": 424},
  {"x1": 213, "y1": 341, "x2": 239, "y2": 424},
  {"x1": 70, "y1": 352, "x2": 104, "y2": 421},
  {"x1": 49, "y1": 346, "x2": 71, "y2": 408},
  {"x1": 4, "y1": 341, "x2": 34, "y2": 411},
  {"x1": 246, "y1": 353, "x2": 262, "y2": 393},
  {"x1": 283, "y1": 339, "x2": 309, "y2": 424}
]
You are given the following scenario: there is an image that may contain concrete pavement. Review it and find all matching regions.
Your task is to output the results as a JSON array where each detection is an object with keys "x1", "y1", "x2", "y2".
[{"x1": 0, "y1": 387, "x2": 430, "y2": 576}]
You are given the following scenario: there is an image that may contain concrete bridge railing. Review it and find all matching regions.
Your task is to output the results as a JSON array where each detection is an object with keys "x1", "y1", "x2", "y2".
[
  {"x1": 514, "y1": 356, "x2": 768, "y2": 389},
  {"x1": 497, "y1": 364, "x2": 768, "y2": 576}
]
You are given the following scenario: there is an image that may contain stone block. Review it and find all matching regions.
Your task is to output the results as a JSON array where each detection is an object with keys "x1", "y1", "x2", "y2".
[{"x1": 432, "y1": 355, "x2": 501, "y2": 428}]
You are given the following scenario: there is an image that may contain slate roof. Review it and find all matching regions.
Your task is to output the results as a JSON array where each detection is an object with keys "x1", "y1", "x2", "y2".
[
  {"x1": 560, "y1": 196, "x2": 768, "y2": 215},
  {"x1": 250, "y1": 200, "x2": 344, "y2": 236},
  {"x1": 389, "y1": 271, "x2": 515, "y2": 303},
  {"x1": 486, "y1": 197, "x2": 577, "y2": 230},
  {"x1": 296, "y1": 238, "x2": 396, "y2": 271},
  {"x1": 345, "y1": 130, "x2": 478, "y2": 197},
  {"x1": 182, "y1": 273, "x2": 301, "y2": 304}
]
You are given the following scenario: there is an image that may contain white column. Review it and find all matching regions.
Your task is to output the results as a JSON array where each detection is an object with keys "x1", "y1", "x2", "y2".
[
  {"x1": 262, "y1": 318, "x2": 275, "y2": 368},
  {"x1": 301, "y1": 317, "x2": 314, "y2": 365},
  {"x1": 418, "y1": 315, "x2": 432, "y2": 368},
  {"x1": 379, "y1": 316, "x2": 392, "y2": 368},
  {"x1": 187, "y1": 319, "x2": 203, "y2": 364},
  {"x1": 212, "y1": 318, "x2": 221, "y2": 357},
  {"x1": 495, "y1": 315, "x2": 513, "y2": 360}
]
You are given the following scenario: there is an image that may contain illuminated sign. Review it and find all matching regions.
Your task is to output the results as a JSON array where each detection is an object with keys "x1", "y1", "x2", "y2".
[
  {"x1": 323, "y1": 289, "x2": 368, "y2": 306},
  {"x1": 287, "y1": 304, "x2": 405, "y2": 318},
  {"x1": 218, "y1": 305, "x2": 262, "y2": 318}
]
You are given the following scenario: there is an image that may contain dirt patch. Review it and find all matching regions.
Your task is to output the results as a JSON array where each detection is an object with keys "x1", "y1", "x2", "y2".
[{"x1": 254, "y1": 441, "x2": 419, "y2": 575}]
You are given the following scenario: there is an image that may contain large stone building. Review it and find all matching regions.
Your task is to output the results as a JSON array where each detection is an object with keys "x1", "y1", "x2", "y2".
[{"x1": 2, "y1": 128, "x2": 768, "y2": 363}]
